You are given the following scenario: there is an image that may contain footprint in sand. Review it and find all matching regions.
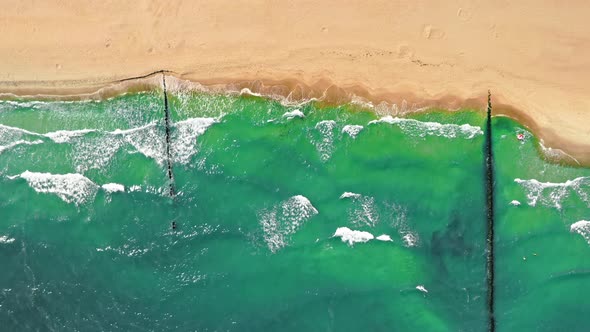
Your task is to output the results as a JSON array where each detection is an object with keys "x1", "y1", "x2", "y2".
[
  {"x1": 457, "y1": 7, "x2": 472, "y2": 22},
  {"x1": 397, "y1": 44, "x2": 414, "y2": 59},
  {"x1": 422, "y1": 25, "x2": 445, "y2": 40}
]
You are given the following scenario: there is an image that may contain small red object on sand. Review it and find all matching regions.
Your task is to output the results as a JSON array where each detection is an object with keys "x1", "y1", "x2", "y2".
[{"x1": 517, "y1": 133, "x2": 525, "y2": 140}]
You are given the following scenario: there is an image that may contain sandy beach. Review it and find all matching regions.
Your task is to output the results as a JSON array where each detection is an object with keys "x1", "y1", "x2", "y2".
[{"x1": 1, "y1": 0, "x2": 589, "y2": 163}]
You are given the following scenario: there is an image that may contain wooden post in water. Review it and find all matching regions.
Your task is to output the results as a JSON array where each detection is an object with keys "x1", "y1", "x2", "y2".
[{"x1": 162, "y1": 74, "x2": 175, "y2": 198}]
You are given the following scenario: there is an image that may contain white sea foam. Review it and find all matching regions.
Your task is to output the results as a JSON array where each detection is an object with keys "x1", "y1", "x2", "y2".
[
  {"x1": 0, "y1": 118, "x2": 203, "y2": 170},
  {"x1": 340, "y1": 192, "x2": 379, "y2": 227},
  {"x1": 0, "y1": 124, "x2": 44, "y2": 150},
  {"x1": 539, "y1": 141, "x2": 580, "y2": 165},
  {"x1": 0, "y1": 99, "x2": 95, "y2": 108},
  {"x1": 416, "y1": 285, "x2": 428, "y2": 293},
  {"x1": 0, "y1": 123, "x2": 38, "y2": 138},
  {"x1": 402, "y1": 233, "x2": 418, "y2": 247},
  {"x1": 333, "y1": 227, "x2": 374, "y2": 245},
  {"x1": 0, "y1": 123, "x2": 96, "y2": 144},
  {"x1": 282, "y1": 109, "x2": 305, "y2": 119},
  {"x1": 0, "y1": 123, "x2": 145, "y2": 171},
  {"x1": 342, "y1": 125, "x2": 363, "y2": 138},
  {"x1": 0, "y1": 235, "x2": 15, "y2": 244},
  {"x1": 313, "y1": 120, "x2": 337, "y2": 161},
  {"x1": 376, "y1": 234, "x2": 393, "y2": 242},
  {"x1": 111, "y1": 121, "x2": 156, "y2": 136},
  {"x1": 96, "y1": 245, "x2": 150, "y2": 257},
  {"x1": 0, "y1": 114, "x2": 220, "y2": 169},
  {"x1": 514, "y1": 177, "x2": 590, "y2": 209},
  {"x1": 102, "y1": 183, "x2": 125, "y2": 193},
  {"x1": 368, "y1": 116, "x2": 483, "y2": 139},
  {"x1": 112, "y1": 118, "x2": 218, "y2": 166},
  {"x1": 118, "y1": 122, "x2": 167, "y2": 165},
  {"x1": 0, "y1": 124, "x2": 117, "y2": 172},
  {"x1": 72, "y1": 135, "x2": 123, "y2": 173},
  {"x1": 0, "y1": 139, "x2": 43, "y2": 154},
  {"x1": 570, "y1": 220, "x2": 590, "y2": 245},
  {"x1": 171, "y1": 117, "x2": 218, "y2": 164},
  {"x1": 382, "y1": 201, "x2": 419, "y2": 247},
  {"x1": 74, "y1": 122, "x2": 163, "y2": 171},
  {"x1": 350, "y1": 96, "x2": 376, "y2": 110},
  {"x1": 18, "y1": 171, "x2": 99, "y2": 205},
  {"x1": 339, "y1": 192, "x2": 361, "y2": 199},
  {"x1": 510, "y1": 200, "x2": 521, "y2": 206},
  {"x1": 260, "y1": 195, "x2": 318, "y2": 252},
  {"x1": 239, "y1": 88, "x2": 263, "y2": 98},
  {"x1": 44, "y1": 129, "x2": 95, "y2": 143}
]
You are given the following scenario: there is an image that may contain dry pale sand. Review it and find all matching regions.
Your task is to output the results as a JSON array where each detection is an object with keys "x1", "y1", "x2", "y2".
[{"x1": 1, "y1": 1, "x2": 589, "y2": 163}]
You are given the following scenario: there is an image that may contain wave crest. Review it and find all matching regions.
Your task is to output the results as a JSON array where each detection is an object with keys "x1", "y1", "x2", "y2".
[
  {"x1": 0, "y1": 235, "x2": 15, "y2": 244},
  {"x1": 260, "y1": 195, "x2": 318, "y2": 252},
  {"x1": 172, "y1": 117, "x2": 219, "y2": 164},
  {"x1": 571, "y1": 220, "x2": 590, "y2": 245},
  {"x1": 342, "y1": 125, "x2": 363, "y2": 138},
  {"x1": 282, "y1": 109, "x2": 305, "y2": 120},
  {"x1": 333, "y1": 227, "x2": 374, "y2": 245},
  {"x1": 514, "y1": 177, "x2": 590, "y2": 209},
  {"x1": 368, "y1": 116, "x2": 483, "y2": 139},
  {"x1": 18, "y1": 171, "x2": 99, "y2": 205}
]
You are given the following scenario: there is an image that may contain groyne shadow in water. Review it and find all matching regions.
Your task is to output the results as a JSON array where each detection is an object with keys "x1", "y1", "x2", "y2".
[{"x1": 484, "y1": 90, "x2": 496, "y2": 332}]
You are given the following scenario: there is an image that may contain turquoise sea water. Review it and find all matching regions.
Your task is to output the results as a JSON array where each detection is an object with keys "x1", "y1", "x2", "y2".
[{"x1": 0, "y1": 90, "x2": 589, "y2": 331}]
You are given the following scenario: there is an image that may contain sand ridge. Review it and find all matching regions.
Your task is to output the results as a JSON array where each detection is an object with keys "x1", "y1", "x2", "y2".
[{"x1": 1, "y1": 0, "x2": 589, "y2": 163}]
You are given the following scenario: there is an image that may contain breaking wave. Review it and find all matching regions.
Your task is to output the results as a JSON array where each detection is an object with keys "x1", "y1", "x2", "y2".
[
  {"x1": 368, "y1": 116, "x2": 483, "y2": 139},
  {"x1": 0, "y1": 117, "x2": 219, "y2": 171},
  {"x1": 282, "y1": 109, "x2": 305, "y2": 120},
  {"x1": 416, "y1": 285, "x2": 428, "y2": 293},
  {"x1": 17, "y1": 171, "x2": 99, "y2": 205},
  {"x1": 342, "y1": 125, "x2": 363, "y2": 138},
  {"x1": 171, "y1": 117, "x2": 219, "y2": 164},
  {"x1": 376, "y1": 234, "x2": 393, "y2": 242},
  {"x1": 570, "y1": 220, "x2": 590, "y2": 245},
  {"x1": 259, "y1": 195, "x2": 318, "y2": 252},
  {"x1": 0, "y1": 235, "x2": 16, "y2": 244},
  {"x1": 514, "y1": 177, "x2": 590, "y2": 209},
  {"x1": 0, "y1": 123, "x2": 95, "y2": 144},
  {"x1": 333, "y1": 227, "x2": 393, "y2": 246},
  {"x1": 8, "y1": 171, "x2": 148, "y2": 204},
  {"x1": 333, "y1": 227, "x2": 374, "y2": 245},
  {"x1": 44, "y1": 129, "x2": 96, "y2": 143},
  {"x1": 101, "y1": 183, "x2": 125, "y2": 193},
  {"x1": 0, "y1": 124, "x2": 46, "y2": 154},
  {"x1": 402, "y1": 233, "x2": 418, "y2": 247},
  {"x1": 0, "y1": 139, "x2": 43, "y2": 155},
  {"x1": 116, "y1": 121, "x2": 167, "y2": 165},
  {"x1": 339, "y1": 192, "x2": 361, "y2": 199}
]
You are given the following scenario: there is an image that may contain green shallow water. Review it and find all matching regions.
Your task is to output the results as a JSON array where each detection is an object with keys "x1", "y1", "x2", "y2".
[{"x1": 0, "y1": 91, "x2": 589, "y2": 331}]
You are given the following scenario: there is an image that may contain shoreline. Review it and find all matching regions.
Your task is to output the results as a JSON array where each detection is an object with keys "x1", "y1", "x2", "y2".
[
  {"x1": 2, "y1": 1, "x2": 589, "y2": 166},
  {"x1": 0, "y1": 71, "x2": 587, "y2": 166}
]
